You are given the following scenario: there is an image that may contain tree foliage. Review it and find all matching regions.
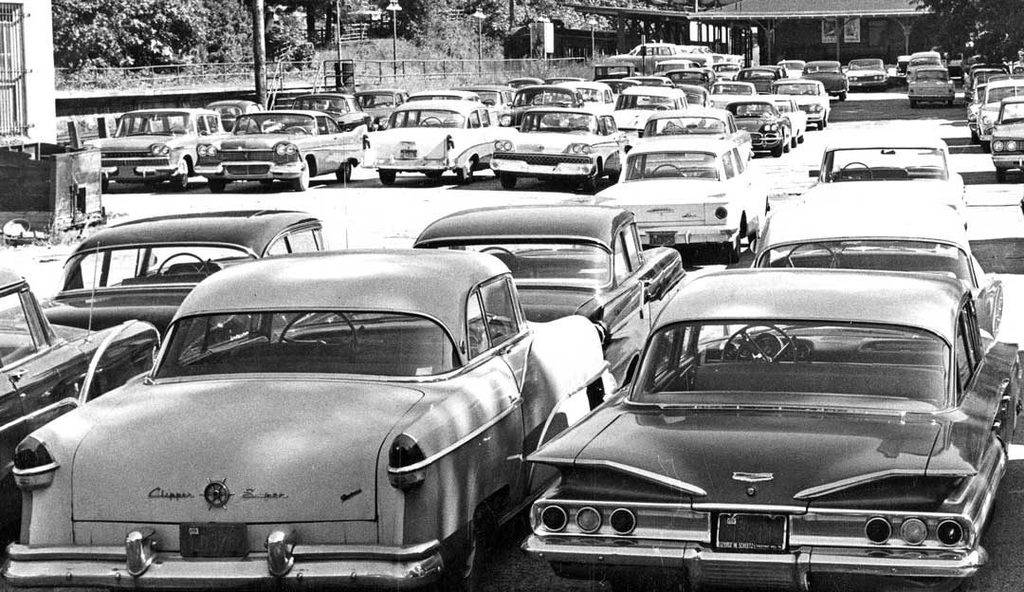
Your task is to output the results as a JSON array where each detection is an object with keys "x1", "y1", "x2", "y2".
[{"x1": 916, "y1": 0, "x2": 1024, "y2": 60}]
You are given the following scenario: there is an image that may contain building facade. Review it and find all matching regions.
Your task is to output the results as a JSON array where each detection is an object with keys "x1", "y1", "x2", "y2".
[{"x1": 0, "y1": 0, "x2": 56, "y2": 145}]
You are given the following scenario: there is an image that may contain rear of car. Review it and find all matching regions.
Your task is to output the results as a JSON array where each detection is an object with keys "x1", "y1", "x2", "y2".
[{"x1": 908, "y1": 67, "x2": 955, "y2": 107}]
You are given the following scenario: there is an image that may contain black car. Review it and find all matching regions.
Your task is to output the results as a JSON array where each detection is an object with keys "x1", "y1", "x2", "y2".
[
  {"x1": 736, "y1": 67, "x2": 783, "y2": 94},
  {"x1": 286, "y1": 93, "x2": 372, "y2": 131},
  {"x1": 803, "y1": 60, "x2": 850, "y2": 100},
  {"x1": 414, "y1": 205, "x2": 684, "y2": 385},
  {"x1": 46, "y1": 211, "x2": 325, "y2": 333},
  {"x1": 503, "y1": 85, "x2": 585, "y2": 127}
]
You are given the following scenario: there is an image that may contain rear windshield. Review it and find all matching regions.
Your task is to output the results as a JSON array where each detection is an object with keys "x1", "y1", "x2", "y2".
[
  {"x1": 774, "y1": 83, "x2": 819, "y2": 95},
  {"x1": 986, "y1": 86, "x2": 1024, "y2": 104},
  {"x1": 436, "y1": 243, "x2": 611, "y2": 287},
  {"x1": 157, "y1": 311, "x2": 459, "y2": 378},
  {"x1": 913, "y1": 70, "x2": 949, "y2": 81},
  {"x1": 356, "y1": 93, "x2": 397, "y2": 108},
  {"x1": 625, "y1": 151, "x2": 719, "y2": 181},
  {"x1": 849, "y1": 59, "x2": 884, "y2": 70},
  {"x1": 63, "y1": 245, "x2": 254, "y2": 291},
  {"x1": 823, "y1": 147, "x2": 948, "y2": 181},
  {"x1": 739, "y1": 70, "x2": 776, "y2": 79},
  {"x1": 644, "y1": 116, "x2": 727, "y2": 137},
  {"x1": 729, "y1": 103, "x2": 776, "y2": 118},
  {"x1": 805, "y1": 63, "x2": 840, "y2": 73},
  {"x1": 389, "y1": 109, "x2": 465, "y2": 128},
  {"x1": 712, "y1": 83, "x2": 754, "y2": 95},
  {"x1": 758, "y1": 240, "x2": 972, "y2": 283},
  {"x1": 514, "y1": 89, "x2": 577, "y2": 107},
  {"x1": 520, "y1": 111, "x2": 597, "y2": 133},
  {"x1": 616, "y1": 94, "x2": 678, "y2": 110},
  {"x1": 292, "y1": 97, "x2": 350, "y2": 113}
]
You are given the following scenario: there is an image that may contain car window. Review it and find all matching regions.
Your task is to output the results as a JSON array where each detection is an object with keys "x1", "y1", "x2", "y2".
[
  {"x1": 623, "y1": 228, "x2": 642, "y2": 271},
  {"x1": 614, "y1": 234, "x2": 631, "y2": 284},
  {"x1": 316, "y1": 116, "x2": 332, "y2": 135},
  {"x1": 265, "y1": 238, "x2": 289, "y2": 256},
  {"x1": 604, "y1": 116, "x2": 618, "y2": 133},
  {"x1": 197, "y1": 116, "x2": 209, "y2": 135},
  {"x1": 0, "y1": 291, "x2": 37, "y2": 368},
  {"x1": 287, "y1": 230, "x2": 319, "y2": 253},
  {"x1": 732, "y1": 148, "x2": 746, "y2": 172},
  {"x1": 481, "y1": 110, "x2": 491, "y2": 127},
  {"x1": 955, "y1": 311, "x2": 975, "y2": 394},
  {"x1": 480, "y1": 278, "x2": 519, "y2": 347},
  {"x1": 722, "y1": 151, "x2": 737, "y2": 178},
  {"x1": 207, "y1": 116, "x2": 221, "y2": 133},
  {"x1": 466, "y1": 291, "x2": 490, "y2": 358},
  {"x1": 468, "y1": 111, "x2": 481, "y2": 128}
]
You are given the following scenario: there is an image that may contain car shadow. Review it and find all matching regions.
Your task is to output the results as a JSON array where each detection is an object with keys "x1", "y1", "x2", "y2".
[
  {"x1": 961, "y1": 170, "x2": 1001, "y2": 185},
  {"x1": 830, "y1": 98, "x2": 961, "y2": 123},
  {"x1": 949, "y1": 145, "x2": 985, "y2": 155},
  {"x1": 971, "y1": 237, "x2": 1024, "y2": 274}
]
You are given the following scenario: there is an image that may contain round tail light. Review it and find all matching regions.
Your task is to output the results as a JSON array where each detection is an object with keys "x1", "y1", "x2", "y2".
[
  {"x1": 541, "y1": 506, "x2": 567, "y2": 532},
  {"x1": 715, "y1": 206, "x2": 728, "y2": 220},
  {"x1": 900, "y1": 518, "x2": 928, "y2": 545},
  {"x1": 609, "y1": 508, "x2": 636, "y2": 535},
  {"x1": 864, "y1": 517, "x2": 891, "y2": 543},
  {"x1": 937, "y1": 520, "x2": 964, "y2": 545},
  {"x1": 575, "y1": 507, "x2": 602, "y2": 533}
]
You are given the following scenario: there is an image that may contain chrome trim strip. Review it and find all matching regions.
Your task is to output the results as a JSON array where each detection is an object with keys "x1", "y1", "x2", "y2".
[
  {"x1": 571, "y1": 459, "x2": 708, "y2": 497},
  {"x1": 0, "y1": 398, "x2": 79, "y2": 436},
  {"x1": 794, "y1": 468, "x2": 974, "y2": 501},
  {"x1": 11, "y1": 462, "x2": 59, "y2": 477},
  {"x1": 80, "y1": 320, "x2": 159, "y2": 403}
]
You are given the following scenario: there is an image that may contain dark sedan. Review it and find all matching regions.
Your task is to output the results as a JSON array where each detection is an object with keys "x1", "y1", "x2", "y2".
[
  {"x1": 736, "y1": 67, "x2": 783, "y2": 94},
  {"x1": 503, "y1": 85, "x2": 585, "y2": 127},
  {"x1": 414, "y1": 205, "x2": 684, "y2": 386},
  {"x1": 45, "y1": 210, "x2": 325, "y2": 333},
  {"x1": 803, "y1": 60, "x2": 850, "y2": 100},
  {"x1": 354, "y1": 88, "x2": 408, "y2": 130},
  {"x1": 286, "y1": 93, "x2": 372, "y2": 130}
]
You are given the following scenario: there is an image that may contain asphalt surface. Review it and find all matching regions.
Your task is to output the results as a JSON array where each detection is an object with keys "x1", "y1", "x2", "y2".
[{"x1": 4, "y1": 90, "x2": 1024, "y2": 591}]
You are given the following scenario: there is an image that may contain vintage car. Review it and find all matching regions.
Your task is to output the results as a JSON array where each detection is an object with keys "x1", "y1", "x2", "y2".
[
  {"x1": 908, "y1": 66, "x2": 956, "y2": 108},
  {"x1": 712, "y1": 62, "x2": 740, "y2": 81},
  {"x1": 371, "y1": 99, "x2": 503, "y2": 185},
  {"x1": 555, "y1": 81, "x2": 616, "y2": 115},
  {"x1": 507, "y1": 76, "x2": 545, "y2": 89},
  {"x1": 456, "y1": 85, "x2": 513, "y2": 110},
  {"x1": 725, "y1": 99, "x2": 793, "y2": 157},
  {"x1": 504, "y1": 85, "x2": 585, "y2": 127},
  {"x1": 736, "y1": 67, "x2": 782, "y2": 94},
  {"x1": 407, "y1": 89, "x2": 482, "y2": 104},
  {"x1": 604, "y1": 43, "x2": 698, "y2": 74},
  {"x1": 612, "y1": 86, "x2": 689, "y2": 135},
  {"x1": 908, "y1": 50, "x2": 944, "y2": 72},
  {"x1": 594, "y1": 63, "x2": 636, "y2": 81},
  {"x1": 94, "y1": 108, "x2": 227, "y2": 192},
  {"x1": 639, "y1": 107, "x2": 752, "y2": 159},
  {"x1": 777, "y1": 59, "x2": 806, "y2": 79},
  {"x1": 353, "y1": 88, "x2": 409, "y2": 130},
  {"x1": 896, "y1": 54, "x2": 912, "y2": 77},
  {"x1": 4, "y1": 249, "x2": 615, "y2": 591},
  {"x1": 589, "y1": 137, "x2": 767, "y2": 261},
  {"x1": 604, "y1": 79, "x2": 641, "y2": 95},
  {"x1": 0, "y1": 269, "x2": 159, "y2": 532},
  {"x1": 544, "y1": 76, "x2": 585, "y2": 84},
  {"x1": 45, "y1": 210, "x2": 324, "y2": 334},
  {"x1": 491, "y1": 107, "x2": 626, "y2": 192},
  {"x1": 966, "y1": 66, "x2": 1006, "y2": 102},
  {"x1": 976, "y1": 79, "x2": 1024, "y2": 151},
  {"x1": 414, "y1": 205, "x2": 685, "y2": 385},
  {"x1": 654, "y1": 59, "x2": 700, "y2": 74},
  {"x1": 805, "y1": 136, "x2": 967, "y2": 220},
  {"x1": 523, "y1": 267, "x2": 1021, "y2": 592},
  {"x1": 771, "y1": 79, "x2": 830, "y2": 129},
  {"x1": 623, "y1": 75, "x2": 675, "y2": 88},
  {"x1": 287, "y1": 93, "x2": 371, "y2": 131},
  {"x1": 846, "y1": 58, "x2": 890, "y2": 91},
  {"x1": 709, "y1": 80, "x2": 757, "y2": 109},
  {"x1": 675, "y1": 84, "x2": 709, "y2": 108},
  {"x1": 802, "y1": 60, "x2": 850, "y2": 100},
  {"x1": 663, "y1": 68, "x2": 715, "y2": 90},
  {"x1": 204, "y1": 100, "x2": 262, "y2": 132},
  {"x1": 770, "y1": 96, "x2": 807, "y2": 147},
  {"x1": 967, "y1": 82, "x2": 989, "y2": 142},
  {"x1": 755, "y1": 201, "x2": 1003, "y2": 336},
  {"x1": 195, "y1": 110, "x2": 364, "y2": 192},
  {"x1": 990, "y1": 96, "x2": 1024, "y2": 181}
]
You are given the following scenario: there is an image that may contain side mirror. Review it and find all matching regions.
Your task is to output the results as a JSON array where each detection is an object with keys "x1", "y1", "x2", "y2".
[{"x1": 808, "y1": 169, "x2": 820, "y2": 178}]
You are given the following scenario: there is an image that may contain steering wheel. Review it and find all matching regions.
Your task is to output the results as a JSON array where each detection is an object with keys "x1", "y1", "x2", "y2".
[
  {"x1": 837, "y1": 161, "x2": 874, "y2": 181},
  {"x1": 723, "y1": 324, "x2": 796, "y2": 363},
  {"x1": 279, "y1": 312, "x2": 360, "y2": 347},
  {"x1": 420, "y1": 117, "x2": 443, "y2": 127},
  {"x1": 651, "y1": 163, "x2": 683, "y2": 176},
  {"x1": 156, "y1": 252, "x2": 207, "y2": 275},
  {"x1": 284, "y1": 126, "x2": 311, "y2": 135},
  {"x1": 783, "y1": 242, "x2": 838, "y2": 269}
]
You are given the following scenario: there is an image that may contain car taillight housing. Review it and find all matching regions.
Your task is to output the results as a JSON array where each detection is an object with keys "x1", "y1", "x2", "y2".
[
  {"x1": 13, "y1": 436, "x2": 58, "y2": 489},
  {"x1": 387, "y1": 434, "x2": 426, "y2": 490}
]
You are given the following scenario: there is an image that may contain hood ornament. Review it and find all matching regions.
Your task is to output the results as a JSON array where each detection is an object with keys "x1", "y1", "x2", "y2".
[{"x1": 732, "y1": 472, "x2": 774, "y2": 483}]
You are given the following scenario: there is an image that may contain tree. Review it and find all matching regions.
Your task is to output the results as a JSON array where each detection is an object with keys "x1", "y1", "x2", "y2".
[{"x1": 915, "y1": 0, "x2": 1024, "y2": 60}]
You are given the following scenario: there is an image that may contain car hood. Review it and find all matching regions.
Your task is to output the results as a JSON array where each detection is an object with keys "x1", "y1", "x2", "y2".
[
  {"x1": 847, "y1": 69, "x2": 886, "y2": 78},
  {"x1": 734, "y1": 117, "x2": 778, "y2": 132},
  {"x1": 512, "y1": 132, "x2": 595, "y2": 153},
  {"x1": 993, "y1": 122, "x2": 1024, "y2": 136},
  {"x1": 803, "y1": 180, "x2": 963, "y2": 210},
  {"x1": 71, "y1": 378, "x2": 423, "y2": 523},
  {"x1": 517, "y1": 285, "x2": 599, "y2": 323},
  {"x1": 219, "y1": 135, "x2": 300, "y2": 150},
  {"x1": 93, "y1": 136, "x2": 189, "y2": 151},
  {"x1": 613, "y1": 110, "x2": 657, "y2": 130},
  {"x1": 540, "y1": 407, "x2": 944, "y2": 506}
]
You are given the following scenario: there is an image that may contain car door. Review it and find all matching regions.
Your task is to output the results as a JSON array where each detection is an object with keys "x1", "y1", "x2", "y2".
[
  {"x1": 313, "y1": 115, "x2": 339, "y2": 171},
  {"x1": 598, "y1": 228, "x2": 647, "y2": 384},
  {"x1": 601, "y1": 116, "x2": 627, "y2": 173}
]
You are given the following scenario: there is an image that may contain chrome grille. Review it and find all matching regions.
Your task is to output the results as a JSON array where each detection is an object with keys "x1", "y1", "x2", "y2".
[
  {"x1": 219, "y1": 150, "x2": 275, "y2": 162},
  {"x1": 494, "y1": 152, "x2": 591, "y2": 166},
  {"x1": 225, "y1": 164, "x2": 271, "y2": 175},
  {"x1": 101, "y1": 150, "x2": 153, "y2": 159},
  {"x1": 101, "y1": 157, "x2": 169, "y2": 167}
]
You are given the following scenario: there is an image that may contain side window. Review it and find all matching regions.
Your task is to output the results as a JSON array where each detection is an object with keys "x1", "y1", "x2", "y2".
[
  {"x1": 614, "y1": 234, "x2": 631, "y2": 284},
  {"x1": 623, "y1": 228, "x2": 642, "y2": 270},
  {"x1": 955, "y1": 309, "x2": 977, "y2": 395},
  {"x1": 197, "y1": 116, "x2": 209, "y2": 135},
  {"x1": 468, "y1": 111, "x2": 481, "y2": 128},
  {"x1": 287, "y1": 230, "x2": 318, "y2": 253},
  {"x1": 208, "y1": 116, "x2": 221, "y2": 133},
  {"x1": 604, "y1": 116, "x2": 618, "y2": 133},
  {"x1": 480, "y1": 278, "x2": 520, "y2": 347},
  {"x1": 722, "y1": 151, "x2": 737, "y2": 179},
  {"x1": 466, "y1": 291, "x2": 490, "y2": 358},
  {"x1": 316, "y1": 116, "x2": 331, "y2": 135},
  {"x1": 265, "y1": 238, "x2": 289, "y2": 256},
  {"x1": 732, "y1": 148, "x2": 746, "y2": 173},
  {"x1": 597, "y1": 117, "x2": 608, "y2": 136},
  {"x1": 605, "y1": 90, "x2": 613, "y2": 103},
  {"x1": 728, "y1": 114, "x2": 737, "y2": 133},
  {"x1": 481, "y1": 110, "x2": 491, "y2": 127},
  {"x1": 0, "y1": 291, "x2": 38, "y2": 367}
]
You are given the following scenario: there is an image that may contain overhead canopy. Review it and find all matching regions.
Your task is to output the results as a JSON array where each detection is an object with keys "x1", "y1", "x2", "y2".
[{"x1": 696, "y1": 0, "x2": 928, "y2": 20}]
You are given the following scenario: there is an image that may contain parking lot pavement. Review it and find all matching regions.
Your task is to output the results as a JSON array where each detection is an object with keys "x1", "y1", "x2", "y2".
[{"x1": 4, "y1": 90, "x2": 1024, "y2": 592}]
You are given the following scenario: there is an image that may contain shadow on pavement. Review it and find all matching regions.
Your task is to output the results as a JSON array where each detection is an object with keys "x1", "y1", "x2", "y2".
[
  {"x1": 830, "y1": 98, "x2": 961, "y2": 123},
  {"x1": 971, "y1": 238, "x2": 1024, "y2": 274},
  {"x1": 961, "y1": 170, "x2": 1002, "y2": 185}
]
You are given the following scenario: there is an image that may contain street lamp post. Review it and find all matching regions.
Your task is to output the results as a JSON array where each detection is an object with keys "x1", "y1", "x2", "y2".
[
  {"x1": 471, "y1": 11, "x2": 486, "y2": 74},
  {"x1": 587, "y1": 17, "x2": 597, "y2": 58},
  {"x1": 386, "y1": 0, "x2": 402, "y2": 78}
]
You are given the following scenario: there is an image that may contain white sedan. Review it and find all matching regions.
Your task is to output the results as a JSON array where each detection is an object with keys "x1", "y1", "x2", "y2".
[
  {"x1": 612, "y1": 86, "x2": 689, "y2": 134},
  {"x1": 771, "y1": 79, "x2": 830, "y2": 129},
  {"x1": 770, "y1": 95, "x2": 807, "y2": 147},
  {"x1": 708, "y1": 81, "x2": 757, "y2": 109}
]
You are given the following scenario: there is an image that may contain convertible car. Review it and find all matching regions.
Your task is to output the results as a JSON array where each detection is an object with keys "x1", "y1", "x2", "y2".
[
  {"x1": 414, "y1": 205, "x2": 684, "y2": 385},
  {"x1": 4, "y1": 250, "x2": 612, "y2": 591},
  {"x1": 524, "y1": 268, "x2": 1022, "y2": 592}
]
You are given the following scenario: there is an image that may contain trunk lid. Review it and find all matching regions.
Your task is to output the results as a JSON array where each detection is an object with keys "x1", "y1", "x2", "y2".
[
  {"x1": 375, "y1": 128, "x2": 454, "y2": 159},
  {"x1": 597, "y1": 180, "x2": 729, "y2": 226}
]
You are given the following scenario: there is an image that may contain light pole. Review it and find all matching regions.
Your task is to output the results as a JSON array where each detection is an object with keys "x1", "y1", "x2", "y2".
[
  {"x1": 471, "y1": 10, "x2": 485, "y2": 72},
  {"x1": 588, "y1": 17, "x2": 597, "y2": 59},
  {"x1": 386, "y1": 0, "x2": 401, "y2": 78}
]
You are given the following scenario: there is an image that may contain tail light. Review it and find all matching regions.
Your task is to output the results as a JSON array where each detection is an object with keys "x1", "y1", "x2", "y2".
[
  {"x1": 864, "y1": 517, "x2": 891, "y2": 543},
  {"x1": 899, "y1": 517, "x2": 928, "y2": 545},
  {"x1": 540, "y1": 506, "x2": 568, "y2": 531},
  {"x1": 13, "y1": 436, "x2": 58, "y2": 489},
  {"x1": 387, "y1": 434, "x2": 425, "y2": 490},
  {"x1": 715, "y1": 206, "x2": 728, "y2": 220},
  {"x1": 610, "y1": 508, "x2": 637, "y2": 534},
  {"x1": 575, "y1": 507, "x2": 602, "y2": 533},
  {"x1": 937, "y1": 520, "x2": 964, "y2": 545}
]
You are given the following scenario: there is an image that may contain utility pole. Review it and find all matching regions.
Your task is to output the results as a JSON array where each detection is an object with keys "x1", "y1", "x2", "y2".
[
  {"x1": 252, "y1": 0, "x2": 268, "y2": 107},
  {"x1": 335, "y1": 0, "x2": 342, "y2": 61},
  {"x1": 509, "y1": 0, "x2": 514, "y2": 34}
]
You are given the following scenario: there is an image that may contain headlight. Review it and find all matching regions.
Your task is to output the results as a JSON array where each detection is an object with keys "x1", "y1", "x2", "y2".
[
  {"x1": 494, "y1": 140, "x2": 513, "y2": 152},
  {"x1": 150, "y1": 143, "x2": 171, "y2": 156},
  {"x1": 1009, "y1": 140, "x2": 1019, "y2": 151},
  {"x1": 968, "y1": 113, "x2": 977, "y2": 121},
  {"x1": 197, "y1": 144, "x2": 217, "y2": 158},
  {"x1": 762, "y1": 123, "x2": 778, "y2": 132},
  {"x1": 274, "y1": 142, "x2": 299, "y2": 157},
  {"x1": 565, "y1": 143, "x2": 592, "y2": 154},
  {"x1": 500, "y1": 114, "x2": 513, "y2": 126},
  {"x1": 994, "y1": 140, "x2": 1005, "y2": 152},
  {"x1": 809, "y1": 104, "x2": 823, "y2": 112},
  {"x1": 983, "y1": 115, "x2": 993, "y2": 125}
]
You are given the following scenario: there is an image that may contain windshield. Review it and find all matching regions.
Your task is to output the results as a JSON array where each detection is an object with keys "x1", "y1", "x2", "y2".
[
  {"x1": 62, "y1": 245, "x2": 254, "y2": 291},
  {"x1": 714, "y1": 64, "x2": 739, "y2": 72},
  {"x1": 668, "y1": 72, "x2": 705, "y2": 84},
  {"x1": 292, "y1": 97, "x2": 350, "y2": 113},
  {"x1": 438, "y1": 243, "x2": 611, "y2": 287},
  {"x1": 849, "y1": 59, "x2": 884, "y2": 70},
  {"x1": 712, "y1": 83, "x2": 754, "y2": 95},
  {"x1": 356, "y1": 93, "x2": 397, "y2": 108},
  {"x1": 520, "y1": 111, "x2": 597, "y2": 133},
  {"x1": 805, "y1": 63, "x2": 840, "y2": 73},
  {"x1": 739, "y1": 70, "x2": 776, "y2": 80},
  {"x1": 513, "y1": 89, "x2": 576, "y2": 107},
  {"x1": 212, "y1": 105, "x2": 242, "y2": 118},
  {"x1": 1000, "y1": 102, "x2": 1024, "y2": 123},
  {"x1": 729, "y1": 103, "x2": 776, "y2": 118},
  {"x1": 234, "y1": 113, "x2": 316, "y2": 135},
  {"x1": 634, "y1": 321, "x2": 949, "y2": 406},
  {"x1": 758, "y1": 240, "x2": 972, "y2": 283},
  {"x1": 574, "y1": 87, "x2": 605, "y2": 102},
  {"x1": 779, "y1": 61, "x2": 805, "y2": 69},
  {"x1": 912, "y1": 70, "x2": 949, "y2": 82},
  {"x1": 616, "y1": 94, "x2": 677, "y2": 110},
  {"x1": 157, "y1": 311, "x2": 459, "y2": 378},
  {"x1": 469, "y1": 90, "x2": 501, "y2": 105},
  {"x1": 644, "y1": 116, "x2": 726, "y2": 137},
  {"x1": 774, "y1": 83, "x2": 819, "y2": 95},
  {"x1": 823, "y1": 147, "x2": 948, "y2": 181},
  {"x1": 116, "y1": 112, "x2": 193, "y2": 137},
  {"x1": 408, "y1": 94, "x2": 471, "y2": 102},
  {"x1": 986, "y1": 86, "x2": 1024, "y2": 104},
  {"x1": 626, "y1": 151, "x2": 719, "y2": 181},
  {"x1": 389, "y1": 109, "x2": 466, "y2": 128}
]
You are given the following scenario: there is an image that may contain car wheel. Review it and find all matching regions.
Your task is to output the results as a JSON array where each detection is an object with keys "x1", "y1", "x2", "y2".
[
  {"x1": 455, "y1": 165, "x2": 475, "y2": 185},
  {"x1": 996, "y1": 169, "x2": 1008, "y2": 183},
  {"x1": 580, "y1": 176, "x2": 598, "y2": 194},
  {"x1": 208, "y1": 179, "x2": 228, "y2": 194},
  {"x1": 771, "y1": 144, "x2": 784, "y2": 158},
  {"x1": 498, "y1": 173, "x2": 517, "y2": 189},
  {"x1": 970, "y1": 130, "x2": 980, "y2": 144},
  {"x1": 335, "y1": 161, "x2": 353, "y2": 184},
  {"x1": 290, "y1": 165, "x2": 310, "y2": 192},
  {"x1": 790, "y1": 135, "x2": 798, "y2": 149},
  {"x1": 378, "y1": 170, "x2": 397, "y2": 186}
]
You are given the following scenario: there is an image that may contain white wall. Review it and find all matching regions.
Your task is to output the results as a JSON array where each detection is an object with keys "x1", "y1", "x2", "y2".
[{"x1": 13, "y1": 0, "x2": 56, "y2": 143}]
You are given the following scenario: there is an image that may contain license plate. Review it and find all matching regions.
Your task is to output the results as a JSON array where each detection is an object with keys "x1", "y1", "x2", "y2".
[
  {"x1": 649, "y1": 232, "x2": 676, "y2": 247},
  {"x1": 716, "y1": 513, "x2": 788, "y2": 552},
  {"x1": 400, "y1": 149, "x2": 417, "y2": 159},
  {"x1": 180, "y1": 523, "x2": 248, "y2": 558}
]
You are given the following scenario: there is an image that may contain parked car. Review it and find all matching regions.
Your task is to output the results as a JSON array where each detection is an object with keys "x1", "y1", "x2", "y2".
[
  {"x1": 590, "y1": 137, "x2": 767, "y2": 261},
  {"x1": 45, "y1": 210, "x2": 325, "y2": 333},
  {"x1": 966, "y1": 66, "x2": 1007, "y2": 101},
  {"x1": 354, "y1": 88, "x2": 409, "y2": 130},
  {"x1": 777, "y1": 59, "x2": 806, "y2": 79},
  {"x1": 195, "y1": 110, "x2": 364, "y2": 192},
  {"x1": 896, "y1": 54, "x2": 912, "y2": 77},
  {"x1": 504, "y1": 85, "x2": 585, "y2": 127},
  {"x1": 612, "y1": 86, "x2": 689, "y2": 135},
  {"x1": 709, "y1": 80, "x2": 757, "y2": 108},
  {"x1": 976, "y1": 79, "x2": 1024, "y2": 150},
  {"x1": 967, "y1": 82, "x2": 989, "y2": 142},
  {"x1": 407, "y1": 89, "x2": 482, "y2": 104},
  {"x1": 204, "y1": 100, "x2": 262, "y2": 132},
  {"x1": 414, "y1": 205, "x2": 685, "y2": 385},
  {"x1": 544, "y1": 76, "x2": 585, "y2": 84},
  {"x1": 507, "y1": 76, "x2": 545, "y2": 89},
  {"x1": 908, "y1": 66, "x2": 956, "y2": 108},
  {"x1": 769, "y1": 96, "x2": 807, "y2": 147},
  {"x1": 713, "y1": 62, "x2": 740, "y2": 81},
  {"x1": 736, "y1": 67, "x2": 782, "y2": 94},
  {"x1": 604, "y1": 79, "x2": 641, "y2": 95},
  {"x1": 0, "y1": 270, "x2": 159, "y2": 532},
  {"x1": 675, "y1": 84, "x2": 710, "y2": 108},
  {"x1": 846, "y1": 58, "x2": 889, "y2": 91},
  {"x1": 604, "y1": 43, "x2": 697, "y2": 74},
  {"x1": 990, "y1": 96, "x2": 1024, "y2": 181},
  {"x1": 555, "y1": 81, "x2": 616, "y2": 115},
  {"x1": 491, "y1": 107, "x2": 626, "y2": 192},
  {"x1": 802, "y1": 61, "x2": 849, "y2": 100},
  {"x1": 805, "y1": 135, "x2": 967, "y2": 220},
  {"x1": 639, "y1": 107, "x2": 752, "y2": 159},
  {"x1": 456, "y1": 85, "x2": 513, "y2": 110},
  {"x1": 725, "y1": 99, "x2": 792, "y2": 157},
  {"x1": 908, "y1": 50, "x2": 944, "y2": 72},
  {"x1": 622, "y1": 76, "x2": 675, "y2": 87},
  {"x1": 371, "y1": 99, "x2": 504, "y2": 185},
  {"x1": 594, "y1": 63, "x2": 635, "y2": 81},
  {"x1": 663, "y1": 68, "x2": 715, "y2": 90},
  {"x1": 772, "y1": 79, "x2": 831, "y2": 129},
  {"x1": 654, "y1": 59, "x2": 700, "y2": 73},
  {"x1": 94, "y1": 108, "x2": 227, "y2": 192},
  {"x1": 287, "y1": 93, "x2": 371, "y2": 131},
  {"x1": 524, "y1": 267, "x2": 1021, "y2": 592},
  {"x1": 3, "y1": 250, "x2": 613, "y2": 591}
]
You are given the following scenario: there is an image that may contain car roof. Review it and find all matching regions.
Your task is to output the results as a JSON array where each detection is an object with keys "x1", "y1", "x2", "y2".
[
  {"x1": 774, "y1": 79, "x2": 825, "y2": 87},
  {"x1": 262, "y1": 110, "x2": 324, "y2": 118},
  {"x1": 646, "y1": 106, "x2": 731, "y2": 119},
  {"x1": 0, "y1": 268, "x2": 23, "y2": 290},
  {"x1": 741, "y1": 66, "x2": 776, "y2": 72},
  {"x1": 205, "y1": 100, "x2": 259, "y2": 107},
  {"x1": 414, "y1": 205, "x2": 632, "y2": 249},
  {"x1": 555, "y1": 81, "x2": 612, "y2": 91},
  {"x1": 823, "y1": 133, "x2": 947, "y2": 151},
  {"x1": 394, "y1": 100, "x2": 483, "y2": 114},
  {"x1": 74, "y1": 210, "x2": 320, "y2": 256},
  {"x1": 410, "y1": 89, "x2": 479, "y2": 98},
  {"x1": 806, "y1": 60, "x2": 840, "y2": 66},
  {"x1": 986, "y1": 78, "x2": 1024, "y2": 89},
  {"x1": 124, "y1": 108, "x2": 217, "y2": 116},
  {"x1": 294, "y1": 93, "x2": 355, "y2": 99},
  {"x1": 174, "y1": 249, "x2": 509, "y2": 348},
  {"x1": 1001, "y1": 96, "x2": 1024, "y2": 105},
  {"x1": 355, "y1": 88, "x2": 406, "y2": 94},
  {"x1": 658, "y1": 269, "x2": 963, "y2": 343},
  {"x1": 628, "y1": 136, "x2": 735, "y2": 154},
  {"x1": 456, "y1": 85, "x2": 510, "y2": 91},
  {"x1": 621, "y1": 86, "x2": 685, "y2": 97}
]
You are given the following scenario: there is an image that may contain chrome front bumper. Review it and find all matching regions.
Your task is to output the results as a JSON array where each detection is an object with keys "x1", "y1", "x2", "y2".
[
  {"x1": 992, "y1": 153, "x2": 1024, "y2": 168},
  {"x1": 491, "y1": 157, "x2": 597, "y2": 178},
  {"x1": 524, "y1": 535, "x2": 986, "y2": 591},
  {"x1": 3, "y1": 540, "x2": 444, "y2": 590},
  {"x1": 750, "y1": 132, "x2": 784, "y2": 149},
  {"x1": 101, "y1": 164, "x2": 179, "y2": 182},
  {"x1": 195, "y1": 161, "x2": 305, "y2": 180},
  {"x1": 848, "y1": 79, "x2": 887, "y2": 89}
]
